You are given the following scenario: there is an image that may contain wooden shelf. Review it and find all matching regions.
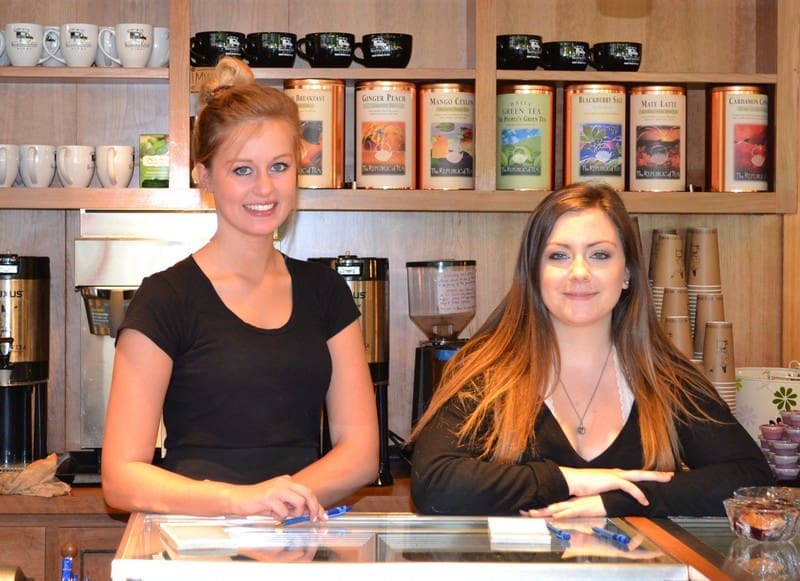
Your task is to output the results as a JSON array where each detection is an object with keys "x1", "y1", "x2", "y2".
[
  {"x1": 0, "y1": 67, "x2": 168, "y2": 82},
  {"x1": 0, "y1": 187, "x2": 778, "y2": 214},
  {"x1": 495, "y1": 70, "x2": 777, "y2": 86}
]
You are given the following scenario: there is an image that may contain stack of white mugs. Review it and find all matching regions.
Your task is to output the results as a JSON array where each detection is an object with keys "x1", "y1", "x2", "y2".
[
  {"x1": 648, "y1": 227, "x2": 734, "y2": 411},
  {"x1": 0, "y1": 144, "x2": 135, "y2": 189},
  {"x1": 0, "y1": 22, "x2": 168, "y2": 68}
]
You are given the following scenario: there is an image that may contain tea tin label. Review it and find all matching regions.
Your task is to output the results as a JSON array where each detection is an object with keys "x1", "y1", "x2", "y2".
[
  {"x1": 565, "y1": 84, "x2": 626, "y2": 190},
  {"x1": 419, "y1": 83, "x2": 475, "y2": 190},
  {"x1": 709, "y1": 86, "x2": 769, "y2": 192},
  {"x1": 284, "y1": 79, "x2": 345, "y2": 189},
  {"x1": 629, "y1": 86, "x2": 686, "y2": 192},
  {"x1": 496, "y1": 84, "x2": 553, "y2": 191},
  {"x1": 355, "y1": 81, "x2": 416, "y2": 189}
]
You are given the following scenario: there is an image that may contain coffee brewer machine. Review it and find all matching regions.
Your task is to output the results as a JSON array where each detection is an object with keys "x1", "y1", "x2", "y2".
[
  {"x1": 0, "y1": 254, "x2": 50, "y2": 470},
  {"x1": 309, "y1": 254, "x2": 392, "y2": 485},
  {"x1": 407, "y1": 260, "x2": 476, "y2": 425}
]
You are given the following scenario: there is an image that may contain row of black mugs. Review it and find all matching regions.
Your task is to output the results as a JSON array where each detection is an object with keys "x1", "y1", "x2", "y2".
[
  {"x1": 497, "y1": 34, "x2": 642, "y2": 71},
  {"x1": 190, "y1": 31, "x2": 413, "y2": 68}
]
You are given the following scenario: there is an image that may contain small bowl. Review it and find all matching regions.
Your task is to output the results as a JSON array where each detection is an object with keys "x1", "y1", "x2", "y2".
[
  {"x1": 761, "y1": 423, "x2": 786, "y2": 440},
  {"x1": 790, "y1": 412, "x2": 800, "y2": 428},
  {"x1": 723, "y1": 497, "x2": 800, "y2": 542},
  {"x1": 541, "y1": 41, "x2": 589, "y2": 71},
  {"x1": 772, "y1": 440, "x2": 800, "y2": 455},
  {"x1": 774, "y1": 454, "x2": 799, "y2": 466},
  {"x1": 775, "y1": 466, "x2": 800, "y2": 481},
  {"x1": 784, "y1": 425, "x2": 800, "y2": 443},
  {"x1": 589, "y1": 41, "x2": 642, "y2": 71}
]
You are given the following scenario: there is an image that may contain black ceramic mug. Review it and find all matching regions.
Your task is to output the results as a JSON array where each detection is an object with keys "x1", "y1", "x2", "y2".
[
  {"x1": 541, "y1": 40, "x2": 589, "y2": 71},
  {"x1": 244, "y1": 32, "x2": 296, "y2": 67},
  {"x1": 590, "y1": 41, "x2": 642, "y2": 71},
  {"x1": 190, "y1": 30, "x2": 245, "y2": 66},
  {"x1": 496, "y1": 34, "x2": 542, "y2": 70},
  {"x1": 353, "y1": 33, "x2": 412, "y2": 68},
  {"x1": 296, "y1": 32, "x2": 354, "y2": 67}
]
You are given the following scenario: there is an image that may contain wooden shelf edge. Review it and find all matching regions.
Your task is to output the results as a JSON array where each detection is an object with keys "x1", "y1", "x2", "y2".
[
  {"x1": 0, "y1": 188, "x2": 779, "y2": 214},
  {"x1": 0, "y1": 67, "x2": 168, "y2": 82},
  {"x1": 496, "y1": 70, "x2": 777, "y2": 86}
]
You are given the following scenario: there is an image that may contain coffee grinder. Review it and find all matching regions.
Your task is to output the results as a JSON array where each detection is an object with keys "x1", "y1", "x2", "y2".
[
  {"x1": 407, "y1": 260, "x2": 476, "y2": 425},
  {"x1": 309, "y1": 254, "x2": 393, "y2": 485},
  {"x1": 0, "y1": 254, "x2": 50, "y2": 471}
]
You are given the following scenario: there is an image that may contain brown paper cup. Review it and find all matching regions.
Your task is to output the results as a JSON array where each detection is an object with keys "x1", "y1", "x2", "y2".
[
  {"x1": 660, "y1": 286, "x2": 689, "y2": 323},
  {"x1": 702, "y1": 320, "x2": 735, "y2": 382},
  {"x1": 686, "y1": 227, "x2": 721, "y2": 286},
  {"x1": 651, "y1": 232, "x2": 686, "y2": 287},
  {"x1": 693, "y1": 293, "x2": 725, "y2": 357},
  {"x1": 648, "y1": 228, "x2": 678, "y2": 283},
  {"x1": 664, "y1": 315, "x2": 693, "y2": 358}
]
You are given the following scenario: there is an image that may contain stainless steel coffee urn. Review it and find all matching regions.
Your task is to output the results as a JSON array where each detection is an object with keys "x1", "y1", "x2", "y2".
[
  {"x1": 309, "y1": 254, "x2": 392, "y2": 485},
  {"x1": 0, "y1": 254, "x2": 50, "y2": 470}
]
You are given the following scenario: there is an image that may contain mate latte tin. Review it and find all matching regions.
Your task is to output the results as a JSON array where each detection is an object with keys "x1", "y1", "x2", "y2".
[
  {"x1": 496, "y1": 83, "x2": 554, "y2": 191},
  {"x1": 708, "y1": 85, "x2": 769, "y2": 192},
  {"x1": 284, "y1": 79, "x2": 345, "y2": 189},
  {"x1": 418, "y1": 83, "x2": 475, "y2": 190},
  {"x1": 564, "y1": 84, "x2": 626, "y2": 191},
  {"x1": 629, "y1": 85, "x2": 686, "y2": 192},
  {"x1": 355, "y1": 80, "x2": 416, "y2": 189}
]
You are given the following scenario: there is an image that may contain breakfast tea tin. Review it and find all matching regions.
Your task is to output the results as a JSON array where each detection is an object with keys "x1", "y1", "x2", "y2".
[
  {"x1": 564, "y1": 84, "x2": 626, "y2": 190},
  {"x1": 284, "y1": 79, "x2": 345, "y2": 189},
  {"x1": 418, "y1": 83, "x2": 475, "y2": 189},
  {"x1": 629, "y1": 85, "x2": 686, "y2": 191},
  {"x1": 708, "y1": 85, "x2": 769, "y2": 192},
  {"x1": 355, "y1": 80, "x2": 416, "y2": 189},
  {"x1": 496, "y1": 83, "x2": 554, "y2": 191}
]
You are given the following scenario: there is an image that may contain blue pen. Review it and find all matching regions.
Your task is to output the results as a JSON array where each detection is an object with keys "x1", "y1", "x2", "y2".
[
  {"x1": 546, "y1": 521, "x2": 571, "y2": 541},
  {"x1": 282, "y1": 504, "x2": 352, "y2": 526},
  {"x1": 592, "y1": 525, "x2": 631, "y2": 545}
]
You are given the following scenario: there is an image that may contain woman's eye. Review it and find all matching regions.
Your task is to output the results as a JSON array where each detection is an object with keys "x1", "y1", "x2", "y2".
[
  {"x1": 547, "y1": 251, "x2": 569, "y2": 261},
  {"x1": 270, "y1": 161, "x2": 290, "y2": 173},
  {"x1": 591, "y1": 250, "x2": 612, "y2": 260},
  {"x1": 233, "y1": 166, "x2": 252, "y2": 176}
]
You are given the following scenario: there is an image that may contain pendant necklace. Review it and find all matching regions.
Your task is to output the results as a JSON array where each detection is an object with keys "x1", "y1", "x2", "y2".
[{"x1": 559, "y1": 345, "x2": 613, "y2": 436}]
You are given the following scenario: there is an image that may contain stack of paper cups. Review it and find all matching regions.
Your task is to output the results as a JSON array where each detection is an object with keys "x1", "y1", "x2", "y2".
[
  {"x1": 685, "y1": 227, "x2": 722, "y2": 337},
  {"x1": 702, "y1": 320, "x2": 736, "y2": 413},
  {"x1": 693, "y1": 293, "x2": 726, "y2": 360},
  {"x1": 664, "y1": 315, "x2": 693, "y2": 359},
  {"x1": 650, "y1": 231, "x2": 686, "y2": 321}
]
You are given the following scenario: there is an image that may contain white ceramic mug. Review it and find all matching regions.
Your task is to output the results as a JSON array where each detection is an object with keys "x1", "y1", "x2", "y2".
[
  {"x1": 99, "y1": 23, "x2": 153, "y2": 67},
  {"x1": 41, "y1": 26, "x2": 65, "y2": 67},
  {"x1": 57, "y1": 145, "x2": 96, "y2": 187},
  {"x1": 44, "y1": 23, "x2": 99, "y2": 67},
  {"x1": 146, "y1": 26, "x2": 169, "y2": 67},
  {"x1": 0, "y1": 31, "x2": 8, "y2": 66},
  {"x1": 96, "y1": 145, "x2": 135, "y2": 188},
  {"x1": 95, "y1": 26, "x2": 120, "y2": 67},
  {"x1": 0, "y1": 145, "x2": 20, "y2": 187},
  {"x1": 19, "y1": 145, "x2": 57, "y2": 187},
  {"x1": 4, "y1": 23, "x2": 48, "y2": 66}
]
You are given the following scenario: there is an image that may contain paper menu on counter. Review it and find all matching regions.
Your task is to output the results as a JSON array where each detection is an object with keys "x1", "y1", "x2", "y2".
[{"x1": 487, "y1": 517, "x2": 551, "y2": 545}]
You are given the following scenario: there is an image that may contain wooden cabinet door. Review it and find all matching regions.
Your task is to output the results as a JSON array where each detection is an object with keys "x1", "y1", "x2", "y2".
[
  {"x1": 55, "y1": 527, "x2": 125, "y2": 581},
  {"x1": 0, "y1": 527, "x2": 46, "y2": 580}
]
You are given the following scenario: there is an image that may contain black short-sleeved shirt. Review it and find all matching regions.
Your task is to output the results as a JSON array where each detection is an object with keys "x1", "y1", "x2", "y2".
[{"x1": 118, "y1": 254, "x2": 360, "y2": 484}]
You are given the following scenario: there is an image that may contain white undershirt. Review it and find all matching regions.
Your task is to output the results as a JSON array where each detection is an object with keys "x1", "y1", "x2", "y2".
[{"x1": 545, "y1": 347, "x2": 634, "y2": 422}]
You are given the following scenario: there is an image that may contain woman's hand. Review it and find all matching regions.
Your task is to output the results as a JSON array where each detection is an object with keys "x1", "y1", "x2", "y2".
[
  {"x1": 522, "y1": 494, "x2": 607, "y2": 518},
  {"x1": 227, "y1": 474, "x2": 324, "y2": 520},
  {"x1": 560, "y1": 466, "x2": 673, "y2": 505}
]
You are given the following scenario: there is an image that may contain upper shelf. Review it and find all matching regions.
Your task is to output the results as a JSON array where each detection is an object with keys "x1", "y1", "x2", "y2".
[{"x1": 0, "y1": 187, "x2": 779, "y2": 214}]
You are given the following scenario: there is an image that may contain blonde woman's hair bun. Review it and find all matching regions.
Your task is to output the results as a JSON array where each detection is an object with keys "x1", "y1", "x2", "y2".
[{"x1": 197, "y1": 57, "x2": 256, "y2": 106}]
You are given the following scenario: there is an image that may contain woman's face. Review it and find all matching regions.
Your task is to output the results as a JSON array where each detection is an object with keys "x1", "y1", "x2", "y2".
[
  {"x1": 196, "y1": 119, "x2": 297, "y2": 239},
  {"x1": 539, "y1": 208, "x2": 630, "y2": 331}
]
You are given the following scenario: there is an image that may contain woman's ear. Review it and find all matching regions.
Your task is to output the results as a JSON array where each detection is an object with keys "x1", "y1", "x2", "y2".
[{"x1": 194, "y1": 163, "x2": 210, "y2": 191}]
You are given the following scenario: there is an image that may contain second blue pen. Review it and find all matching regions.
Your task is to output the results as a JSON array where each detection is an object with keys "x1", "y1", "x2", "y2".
[{"x1": 282, "y1": 504, "x2": 352, "y2": 526}]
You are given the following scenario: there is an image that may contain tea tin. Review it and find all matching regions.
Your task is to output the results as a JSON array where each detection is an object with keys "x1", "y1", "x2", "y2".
[
  {"x1": 564, "y1": 84, "x2": 626, "y2": 190},
  {"x1": 496, "y1": 83, "x2": 554, "y2": 191},
  {"x1": 708, "y1": 85, "x2": 769, "y2": 192},
  {"x1": 629, "y1": 85, "x2": 686, "y2": 192},
  {"x1": 283, "y1": 79, "x2": 345, "y2": 189},
  {"x1": 418, "y1": 83, "x2": 475, "y2": 190},
  {"x1": 355, "y1": 80, "x2": 416, "y2": 189}
]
